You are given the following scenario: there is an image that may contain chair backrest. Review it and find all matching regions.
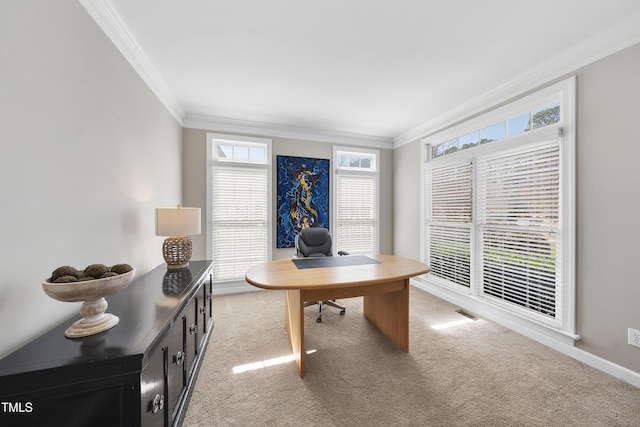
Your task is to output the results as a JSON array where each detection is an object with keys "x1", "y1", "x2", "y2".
[{"x1": 295, "y1": 228, "x2": 332, "y2": 257}]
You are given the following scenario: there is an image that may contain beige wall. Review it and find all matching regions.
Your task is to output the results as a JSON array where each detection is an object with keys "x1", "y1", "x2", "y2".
[
  {"x1": 0, "y1": 1, "x2": 183, "y2": 358},
  {"x1": 393, "y1": 141, "x2": 422, "y2": 259},
  {"x1": 393, "y1": 42, "x2": 640, "y2": 374},
  {"x1": 182, "y1": 129, "x2": 394, "y2": 262},
  {"x1": 575, "y1": 42, "x2": 640, "y2": 372}
]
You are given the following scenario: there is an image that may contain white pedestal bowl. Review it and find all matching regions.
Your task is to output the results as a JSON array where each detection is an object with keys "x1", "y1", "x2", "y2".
[{"x1": 42, "y1": 269, "x2": 135, "y2": 338}]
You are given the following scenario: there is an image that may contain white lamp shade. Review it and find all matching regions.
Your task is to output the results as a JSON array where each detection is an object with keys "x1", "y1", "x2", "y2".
[{"x1": 155, "y1": 207, "x2": 201, "y2": 236}]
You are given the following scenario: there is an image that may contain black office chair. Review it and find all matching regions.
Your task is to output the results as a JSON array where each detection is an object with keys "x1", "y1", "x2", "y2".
[{"x1": 294, "y1": 227, "x2": 348, "y2": 323}]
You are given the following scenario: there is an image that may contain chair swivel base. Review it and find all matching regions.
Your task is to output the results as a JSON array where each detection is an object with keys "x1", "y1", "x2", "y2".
[{"x1": 305, "y1": 300, "x2": 346, "y2": 323}]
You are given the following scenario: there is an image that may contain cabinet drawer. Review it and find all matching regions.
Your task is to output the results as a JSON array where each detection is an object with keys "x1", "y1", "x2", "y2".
[
  {"x1": 141, "y1": 340, "x2": 167, "y2": 427},
  {"x1": 184, "y1": 294, "x2": 198, "y2": 379},
  {"x1": 167, "y1": 310, "x2": 187, "y2": 421}
]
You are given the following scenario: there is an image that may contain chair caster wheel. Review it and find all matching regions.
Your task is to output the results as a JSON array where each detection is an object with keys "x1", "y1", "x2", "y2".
[
  {"x1": 316, "y1": 318, "x2": 322, "y2": 323},
  {"x1": 340, "y1": 310, "x2": 346, "y2": 315}
]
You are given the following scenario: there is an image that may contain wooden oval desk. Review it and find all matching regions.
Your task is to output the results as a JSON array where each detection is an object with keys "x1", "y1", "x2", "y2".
[{"x1": 245, "y1": 254, "x2": 429, "y2": 377}]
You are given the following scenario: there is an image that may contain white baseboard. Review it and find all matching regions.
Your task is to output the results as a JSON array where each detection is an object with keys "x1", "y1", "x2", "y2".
[
  {"x1": 213, "y1": 281, "x2": 263, "y2": 296},
  {"x1": 410, "y1": 278, "x2": 640, "y2": 389}
]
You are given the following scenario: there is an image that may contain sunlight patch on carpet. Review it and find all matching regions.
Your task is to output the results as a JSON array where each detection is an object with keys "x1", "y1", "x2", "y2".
[
  {"x1": 430, "y1": 317, "x2": 479, "y2": 330},
  {"x1": 232, "y1": 350, "x2": 317, "y2": 374}
]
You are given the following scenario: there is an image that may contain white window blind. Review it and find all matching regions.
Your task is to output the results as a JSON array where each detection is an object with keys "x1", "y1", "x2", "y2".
[
  {"x1": 211, "y1": 165, "x2": 268, "y2": 282},
  {"x1": 424, "y1": 161, "x2": 473, "y2": 287},
  {"x1": 477, "y1": 141, "x2": 560, "y2": 319},
  {"x1": 207, "y1": 133, "x2": 271, "y2": 285},
  {"x1": 336, "y1": 172, "x2": 376, "y2": 254},
  {"x1": 334, "y1": 147, "x2": 379, "y2": 255}
]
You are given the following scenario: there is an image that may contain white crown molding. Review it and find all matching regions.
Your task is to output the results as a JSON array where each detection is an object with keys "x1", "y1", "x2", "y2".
[
  {"x1": 184, "y1": 114, "x2": 394, "y2": 149},
  {"x1": 393, "y1": 11, "x2": 640, "y2": 148},
  {"x1": 79, "y1": 0, "x2": 185, "y2": 125},
  {"x1": 79, "y1": 0, "x2": 390, "y2": 147}
]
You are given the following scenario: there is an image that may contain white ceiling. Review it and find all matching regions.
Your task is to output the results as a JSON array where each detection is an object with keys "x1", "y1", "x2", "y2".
[{"x1": 84, "y1": 0, "x2": 640, "y2": 146}]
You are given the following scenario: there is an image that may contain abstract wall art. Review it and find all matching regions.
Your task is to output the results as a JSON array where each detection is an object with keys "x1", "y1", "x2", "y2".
[{"x1": 276, "y1": 155, "x2": 330, "y2": 248}]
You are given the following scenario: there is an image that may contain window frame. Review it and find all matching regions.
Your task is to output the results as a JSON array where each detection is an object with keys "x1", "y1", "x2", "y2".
[
  {"x1": 332, "y1": 146, "x2": 380, "y2": 255},
  {"x1": 206, "y1": 133, "x2": 272, "y2": 286},
  {"x1": 419, "y1": 77, "x2": 577, "y2": 344}
]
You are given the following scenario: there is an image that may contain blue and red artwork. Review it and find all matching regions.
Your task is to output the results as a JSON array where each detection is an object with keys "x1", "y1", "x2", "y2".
[{"x1": 276, "y1": 155, "x2": 330, "y2": 248}]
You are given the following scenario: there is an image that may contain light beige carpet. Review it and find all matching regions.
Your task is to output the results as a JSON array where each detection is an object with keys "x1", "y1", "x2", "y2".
[{"x1": 183, "y1": 287, "x2": 639, "y2": 426}]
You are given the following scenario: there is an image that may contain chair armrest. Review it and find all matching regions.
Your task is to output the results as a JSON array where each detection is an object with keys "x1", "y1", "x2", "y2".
[{"x1": 337, "y1": 251, "x2": 350, "y2": 256}]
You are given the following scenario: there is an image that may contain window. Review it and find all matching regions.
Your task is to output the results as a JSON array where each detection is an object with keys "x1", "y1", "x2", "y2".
[
  {"x1": 431, "y1": 102, "x2": 561, "y2": 159},
  {"x1": 477, "y1": 142, "x2": 560, "y2": 318},
  {"x1": 424, "y1": 161, "x2": 473, "y2": 287},
  {"x1": 421, "y1": 78, "x2": 576, "y2": 341},
  {"x1": 333, "y1": 148, "x2": 379, "y2": 255},
  {"x1": 207, "y1": 133, "x2": 272, "y2": 283}
]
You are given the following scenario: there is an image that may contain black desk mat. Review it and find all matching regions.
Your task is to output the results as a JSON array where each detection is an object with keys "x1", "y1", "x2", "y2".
[{"x1": 292, "y1": 255, "x2": 380, "y2": 269}]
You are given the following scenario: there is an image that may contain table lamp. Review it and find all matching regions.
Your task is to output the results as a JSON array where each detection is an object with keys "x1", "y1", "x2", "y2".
[{"x1": 156, "y1": 205, "x2": 201, "y2": 269}]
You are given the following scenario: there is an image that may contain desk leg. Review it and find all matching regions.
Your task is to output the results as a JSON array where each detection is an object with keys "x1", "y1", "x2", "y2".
[
  {"x1": 285, "y1": 289, "x2": 305, "y2": 378},
  {"x1": 363, "y1": 279, "x2": 409, "y2": 352}
]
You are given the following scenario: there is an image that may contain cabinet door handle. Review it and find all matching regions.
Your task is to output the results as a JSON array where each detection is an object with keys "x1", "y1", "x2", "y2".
[
  {"x1": 152, "y1": 393, "x2": 165, "y2": 414},
  {"x1": 189, "y1": 324, "x2": 197, "y2": 335},
  {"x1": 173, "y1": 351, "x2": 185, "y2": 365}
]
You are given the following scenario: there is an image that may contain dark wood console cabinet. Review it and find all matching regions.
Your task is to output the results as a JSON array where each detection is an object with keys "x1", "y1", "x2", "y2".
[{"x1": 0, "y1": 260, "x2": 213, "y2": 427}]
